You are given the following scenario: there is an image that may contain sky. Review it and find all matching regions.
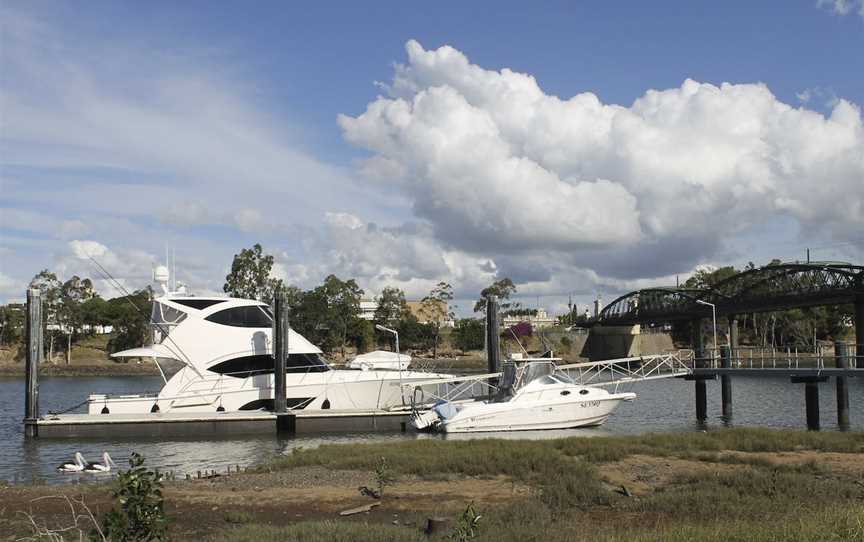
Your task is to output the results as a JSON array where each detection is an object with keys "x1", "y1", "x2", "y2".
[{"x1": 1, "y1": 1, "x2": 863, "y2": 317}]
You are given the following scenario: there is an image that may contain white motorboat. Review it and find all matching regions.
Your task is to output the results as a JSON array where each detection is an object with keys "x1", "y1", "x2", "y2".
[
  {"x1": 348, "y1": 350, "x2": 411, "y2": 371},
  {"x1": 88, "y1": 268, "x2": 449, "y2": 415},
  {"x1": 411, "y1": 358, "x2": 635, "y2": 433}
]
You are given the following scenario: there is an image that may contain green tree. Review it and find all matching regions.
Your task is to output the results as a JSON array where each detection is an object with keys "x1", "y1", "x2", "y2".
[
  {"x1": 106, "y1": 289, "x2": 152, "y2": 355},
  {"x1": 58, "y1": 275, "x2": 96, "y2": 365},
  {"x1": 420, "y1": 282, "x2": 455, "y2": 359},
  {"x1": 223, "y1": 244, "x2": 284, "y2": 301},
  {"x1": 80, "y1": 296, "x2": 110, "y2": 333},
  {"x1": 288, "y1": 276, "x2": 363, "y2": 355},
  {"x1": 473, "y1": 278, "x2": 518, "y2": 314},
  {"x1": 0, "y1": 304, "x2": 24, "y2": 348},
  {"x1": 374, "y1": 286, "x2": 408, "y2": 327},
  {"x1": 453, "y1": 318, "x2": 484, "y2": 352},
  {"x1": 29, "y1": 270, "x2": 62, "y2": 362},
  {"x1": 396, "y1": 313, "x2": 435, "y2": 351}
]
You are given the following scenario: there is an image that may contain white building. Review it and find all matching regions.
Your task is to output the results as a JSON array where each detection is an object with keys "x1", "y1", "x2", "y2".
[{"x1": 501, "y1": 308, "x2": 557, "y2": 329}]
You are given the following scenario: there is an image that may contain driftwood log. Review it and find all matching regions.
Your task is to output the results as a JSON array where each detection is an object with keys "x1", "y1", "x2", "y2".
[{"x1": 339, "y1": 502, "x2": 380, "y2": 516}]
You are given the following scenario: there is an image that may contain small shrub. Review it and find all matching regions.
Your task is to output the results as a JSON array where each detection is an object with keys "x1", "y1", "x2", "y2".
[
  {"x1": 99, "y1": 452, "x2": 167, "y2": 541},
  {"x1": 375, "y1": 456, "x2": 397, "y2": 497},
  {"x1": 450, "y1": 501, "x2": 482, "y2": 541}
]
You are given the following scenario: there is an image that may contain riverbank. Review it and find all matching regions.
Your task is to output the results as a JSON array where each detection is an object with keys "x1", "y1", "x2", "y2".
[{"x1": 2, "y1": 428, "x2": 863, "y2": 540}]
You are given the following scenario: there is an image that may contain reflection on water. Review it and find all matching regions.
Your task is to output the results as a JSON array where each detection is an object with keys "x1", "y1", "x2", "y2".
[{"x1": 1, "y1": 374, "x2": 862, "y2": 484}]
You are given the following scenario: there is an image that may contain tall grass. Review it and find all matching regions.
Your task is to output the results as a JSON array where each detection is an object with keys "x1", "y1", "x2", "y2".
[
  {"x1": 262, "y1": 428, "x2": 864, "y2": 477},
  {"x1": 235, "y1": 429, "x2": 864, "y2": 542}
]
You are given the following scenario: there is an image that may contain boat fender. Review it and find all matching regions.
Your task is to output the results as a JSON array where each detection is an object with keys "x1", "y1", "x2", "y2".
[
  {"x1": 150, "y1": 403, "x2": 160, "y2": 413},
  {"x1": 100, "y1": 406, "x2": 109, "y2": 414},
  {"x1": 322, "y1": 398, "x2": 331, "y2": 409},
  {"x1": 216, "y1": 405, "x2": 225, "y2": 412}
]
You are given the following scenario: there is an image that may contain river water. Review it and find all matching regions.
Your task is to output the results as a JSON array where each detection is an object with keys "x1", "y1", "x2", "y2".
[{"x1": 1, "y1": 374, "x2": 862, "y2": 484}]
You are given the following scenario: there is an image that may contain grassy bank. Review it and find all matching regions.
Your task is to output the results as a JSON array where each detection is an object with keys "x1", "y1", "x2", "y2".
[
  {"x1": 3, "y1": 428, "x2": 864, "y2": 541},
  {"x1": 0, "y1": 335, "x2": 165, "y2": 377}
]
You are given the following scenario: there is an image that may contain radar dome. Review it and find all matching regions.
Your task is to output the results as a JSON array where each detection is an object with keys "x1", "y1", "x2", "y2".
[{"x1": 153, "y1": 265, "x2": 170, "y2": 283}]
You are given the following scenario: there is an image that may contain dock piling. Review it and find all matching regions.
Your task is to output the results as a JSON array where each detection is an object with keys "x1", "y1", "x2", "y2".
[
  {"x1": 805, "y1": 380, "x2": 820, "y2": 431},
  {"x1": 486, "y1": 295, "x2": 500, "y2": 392},
  {"x1": 24, "y1": 288, "x2": 43, "y2": 439},
  {"x1": 691, "y1": 320, "x2": 708, "y2": 424},
  {"x1": 720, "y1": 345, "x2": 732, "y2": 422},
  {"x1": 791, "y1": 375, "x2": 828, "y2": 430},
  {"x1": 835, "y1": 342, "x2": 850, "y2": 430},
  {"x1": 273, "y1": 293, "x2": 288, "y2": 415}
]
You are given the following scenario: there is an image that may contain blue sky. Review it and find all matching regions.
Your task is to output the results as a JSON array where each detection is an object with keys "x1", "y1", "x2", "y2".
[{"x1": 1, "y1": 1, "x2": 863, "y2": 315}]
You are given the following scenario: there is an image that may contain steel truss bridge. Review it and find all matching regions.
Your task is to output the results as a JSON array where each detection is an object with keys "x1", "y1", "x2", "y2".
[{"x1": 596, "y1": 262, "x2": 864, "y2": 327}]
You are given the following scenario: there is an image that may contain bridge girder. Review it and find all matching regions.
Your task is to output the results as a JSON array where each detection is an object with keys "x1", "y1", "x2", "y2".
[{"x1": 596, "y1": 263, "x2": 864, "y2": 326}]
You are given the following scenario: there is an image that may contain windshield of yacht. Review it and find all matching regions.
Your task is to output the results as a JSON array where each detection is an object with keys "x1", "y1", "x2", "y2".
[
  {"x1": 151, "y1": 302, "x2": 187, "y2": 326},
  {"x1": 151, "y1": 302, "x2": 188, "y2": 343},
  {"x1": 554, "y1": 372, "x2": 574, "y2": 384},
  {"x1": 205, "y1": 305, "x2": 273, "y2": 328}
]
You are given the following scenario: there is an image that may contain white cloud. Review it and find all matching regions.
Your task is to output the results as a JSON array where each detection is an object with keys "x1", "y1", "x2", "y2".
[
  {"x1": 0, "y1": 271, "x2": 24, "y2": 301},
  {"x1": 817, "y1": 0, "x2": 864, "y2": 17},
  {"x1": 340, "y1": 41, "x2": 864, "y2": 272}
]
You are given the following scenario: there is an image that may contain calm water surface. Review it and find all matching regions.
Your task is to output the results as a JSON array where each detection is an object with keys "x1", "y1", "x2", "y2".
[{"x1": 1, "y1": 374, "x2": 862, "y2": 484}]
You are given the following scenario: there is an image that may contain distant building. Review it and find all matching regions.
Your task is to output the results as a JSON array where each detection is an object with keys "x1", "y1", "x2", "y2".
[
  {"x1": 359, "y1": 299, "x2": 377, "y2": 321},
  {"x1": 358, "y1": 298, "x2": 454, "y2": 327},
  {"x1": 501, "y1": 308, "x2": 557, "y2": 330},
  {"x1": 405, "y1": 300, "x2": 455, "y2": 327}
]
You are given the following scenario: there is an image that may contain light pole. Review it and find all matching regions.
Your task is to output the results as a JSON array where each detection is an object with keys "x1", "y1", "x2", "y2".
[
  {"x1": 695, "y1": 300, "x2": 717, "y2": 364},
  {"x1": 376, "y1": 324, "x2": 403, "y2": 403}
]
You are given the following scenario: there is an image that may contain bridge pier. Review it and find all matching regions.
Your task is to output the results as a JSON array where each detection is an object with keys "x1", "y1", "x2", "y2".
[
  {"x1": 791, "y1": 375, "x2": 828, "y2": 430},
  {"x1": 720, "y1": 345, "x2": 732, "y2": 422},
  {"x1": 835, "y1": 342, "x2": 850, "y2": 430},
  {"x1": 728, "y1": 315, "x2": 739, "y2": 353}
]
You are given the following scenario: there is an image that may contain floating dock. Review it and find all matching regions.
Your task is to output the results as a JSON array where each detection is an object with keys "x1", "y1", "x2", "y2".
[{"x1": 31, "y1": 409, "x2": 411, "y2": 439}]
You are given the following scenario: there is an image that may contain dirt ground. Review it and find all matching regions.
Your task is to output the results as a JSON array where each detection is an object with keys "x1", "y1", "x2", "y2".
[
  {"x1": 0, "y1": 466, "x2": 530, "y2": 540},
  {"x1": 597, "y1": 450, "x2": 864, "y2": 497}
]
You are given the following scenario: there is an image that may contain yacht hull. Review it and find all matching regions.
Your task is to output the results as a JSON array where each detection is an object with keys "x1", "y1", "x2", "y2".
[{"x1": 88, "y1": 369, "x2": 447, "y2": 415}]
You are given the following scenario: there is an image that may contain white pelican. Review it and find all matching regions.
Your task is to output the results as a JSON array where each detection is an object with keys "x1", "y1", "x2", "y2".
[
  {"x1": 57, "y1": 452, "x2": 86, "y2": 473},
  {"x1": 84, "y1": 452, "x2": 116, "y2": 473}
]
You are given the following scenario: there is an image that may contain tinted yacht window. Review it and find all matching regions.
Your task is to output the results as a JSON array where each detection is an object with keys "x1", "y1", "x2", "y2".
[
  {"x1": 205, "y1": 306, "x2": 272, "y2": 328},
  {"x1": 209, "y1": 353, "x2": 330, "y2": 377},
  {"x1": 173, "y1": 299, "x2": 227, "y2": 310}
]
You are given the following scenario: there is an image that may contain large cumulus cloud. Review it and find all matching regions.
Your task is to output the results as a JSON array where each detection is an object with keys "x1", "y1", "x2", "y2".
[{"x1": 339, "y1": 40, "x2": 864, "y2": 276}]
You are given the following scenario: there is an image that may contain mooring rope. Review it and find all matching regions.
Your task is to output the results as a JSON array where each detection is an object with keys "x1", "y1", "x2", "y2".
[{"x1": 47, "y1": 398, "x2": 91, "y2": 416}]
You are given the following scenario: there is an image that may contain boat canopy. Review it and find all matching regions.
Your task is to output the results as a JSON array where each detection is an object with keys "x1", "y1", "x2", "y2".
[
  {"x1": 349, "y1": 350, "x2": 410, "y2": 370},
  {"x1": 111, "y1": 344, "x2": 182, "y2": 361}
]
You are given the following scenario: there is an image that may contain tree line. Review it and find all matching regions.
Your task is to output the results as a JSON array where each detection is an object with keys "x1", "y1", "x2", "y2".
[{"x1": 0, "y1": 270, "x2": 152, "y2": 363}]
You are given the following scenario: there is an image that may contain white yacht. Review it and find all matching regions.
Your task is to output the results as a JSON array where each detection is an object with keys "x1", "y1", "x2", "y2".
[
  {"x1": 89, "y1": 270, "x2": 449, "y2": 415},
  {"x1": 411, "y1": 358, "x2": 636, "y2": 433}
]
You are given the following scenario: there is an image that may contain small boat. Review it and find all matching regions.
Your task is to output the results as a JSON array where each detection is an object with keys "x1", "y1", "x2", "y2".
[
  {"x1": 57, "y1": 452, "x2": 86, "y2": 472},
  {"x1": 348, "y1": 350, "x2": 411, "y2": 371},
  {"x1": 84, "y1": 452, "x2": 116, "y2": 473},
  {"x1": 412, "y1": 358, "x2": 636, "y2": 433}
]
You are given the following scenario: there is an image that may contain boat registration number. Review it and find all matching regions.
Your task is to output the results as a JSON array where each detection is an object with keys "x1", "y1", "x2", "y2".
[{"x1": 579, "y1": 401, "x2": 601, "y2": 408}]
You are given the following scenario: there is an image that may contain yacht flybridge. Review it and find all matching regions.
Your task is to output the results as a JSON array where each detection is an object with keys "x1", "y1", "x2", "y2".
[{"x1": 89, "y1": 270, "x2": 449, "y2": 415}]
